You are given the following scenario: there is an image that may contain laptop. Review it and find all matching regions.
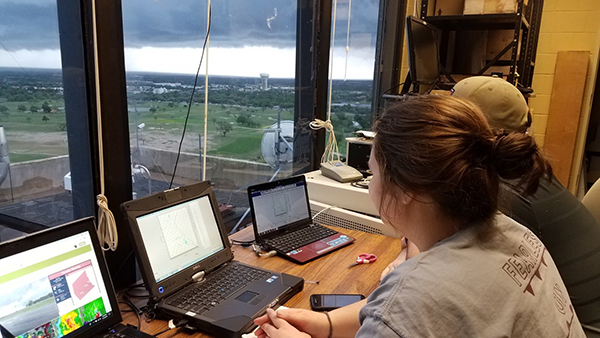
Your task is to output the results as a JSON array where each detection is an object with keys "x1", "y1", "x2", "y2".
[
  {"x1": 247, "y1": 175, "x2": 355, "y2": 264},
  {"x1": 121, "y1": 181, "x2": 304, "y2": 338},
  {"x1": 0, "y1": 217, "x2": 154, "y2": 338}
]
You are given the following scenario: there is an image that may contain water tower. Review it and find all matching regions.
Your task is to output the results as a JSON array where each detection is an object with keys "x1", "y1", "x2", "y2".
[{"x1": 260, "y1": 73, "x2": 269, "y2": 91}]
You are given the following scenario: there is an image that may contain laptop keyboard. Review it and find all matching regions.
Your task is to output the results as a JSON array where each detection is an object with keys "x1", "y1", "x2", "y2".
[
  {"x1": 102, "y1": 332, "x2": 140, "y2": 338},
  {"x1": 264, "y1": 225, "x2": 337, "y2": 253},
  {"x1": 166, "y1": 263, "x2": 271, "y2": 315}
]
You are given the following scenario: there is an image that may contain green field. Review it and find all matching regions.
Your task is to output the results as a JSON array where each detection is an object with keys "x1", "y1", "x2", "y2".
[
  {"x1": 0, "y1": 98, "x2": 358, "y2": 164},
  {"x1": 129, "y1": 101, "x2": 295, "y2": 162}
]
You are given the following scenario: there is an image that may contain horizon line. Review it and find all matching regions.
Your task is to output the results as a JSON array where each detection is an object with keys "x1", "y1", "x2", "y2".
[{"x1": 0, "y1": 66, "x2": 373, "y2": 81}]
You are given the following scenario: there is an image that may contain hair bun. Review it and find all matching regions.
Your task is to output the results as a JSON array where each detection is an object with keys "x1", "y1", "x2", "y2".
[{"x1": 491, "y1": 131, "x2": 552, "y2": 194}]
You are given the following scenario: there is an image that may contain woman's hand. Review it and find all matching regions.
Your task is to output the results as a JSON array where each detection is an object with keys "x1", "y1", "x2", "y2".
[
  {"x1": 380, "y1": 245, "x2": 407, "y2": 281},
  {"x1": 254, "y1": 308, "x2": 330, "y2": 338},
  {"x1": 380, "y1": 238, "x2": 420, "y2": 281}
]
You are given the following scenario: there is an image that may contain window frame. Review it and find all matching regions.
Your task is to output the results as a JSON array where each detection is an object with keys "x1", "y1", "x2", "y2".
[
  {"x1": 91, "y1": 0, "x2": 407, "y2": 288},
  {"x1": 90, "y1": 0, "x2": 137, "y2": 289}
]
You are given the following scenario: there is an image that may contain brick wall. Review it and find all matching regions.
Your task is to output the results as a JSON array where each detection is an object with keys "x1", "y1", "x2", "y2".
[{"x1": 528, "y1": 0, "x2": 600, "y2": 191}]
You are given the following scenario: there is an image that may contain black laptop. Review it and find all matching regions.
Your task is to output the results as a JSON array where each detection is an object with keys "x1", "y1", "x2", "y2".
[
  {"x1": 0, "y1": 217, "x2": 153, "y2": 338},
  {"x1": 121, "y1": 181, "x2": 304, "y2": 338},
  {"x1": 247, "y1": 175, "x2": 355, "y2": 264}
]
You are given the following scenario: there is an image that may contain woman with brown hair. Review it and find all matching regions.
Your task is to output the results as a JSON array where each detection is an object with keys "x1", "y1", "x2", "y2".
[{"x1": 253, "y1": 95, "x2": 585, "y2": 338}]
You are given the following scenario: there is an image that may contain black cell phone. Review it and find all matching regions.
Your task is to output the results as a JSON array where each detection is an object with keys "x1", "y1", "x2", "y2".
[{"x1": 310, "y1": 294, "x2": 366, "y2": 311}]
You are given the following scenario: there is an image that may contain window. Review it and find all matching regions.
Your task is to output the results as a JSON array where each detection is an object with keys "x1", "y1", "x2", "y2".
[
  {"x1": 327, "y1": 0, "x2": 379, "y2": 156},
  {"x1": 118, "y1": 0, "x2": 397, "y2": 235},
  {"x1": 122, "y1": 0, "x2": 312, "y2": 233},
  {"x1": 0, "y1": 1, "x2": 95, "y2": 243}
]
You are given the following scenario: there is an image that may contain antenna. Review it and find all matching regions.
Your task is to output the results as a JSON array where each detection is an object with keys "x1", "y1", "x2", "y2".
[{"x1": 261, "y1": 110, "x2": 294, "y2": 169}]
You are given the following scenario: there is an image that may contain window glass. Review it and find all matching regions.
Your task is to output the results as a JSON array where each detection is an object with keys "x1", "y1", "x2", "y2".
[
  {"x1": 0, "y1": 1, "x2": 94, "y2": 242},
  {"x1": 122, "y1": 0, "x2": 303, "y2": 233},
  {"x1": 328, "y1": 0, "x2": 378, "y2": 157}
]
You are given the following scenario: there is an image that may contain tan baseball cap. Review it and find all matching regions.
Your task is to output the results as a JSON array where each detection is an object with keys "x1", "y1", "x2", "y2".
[{"x1": 451, "y1": 76, "x2": 529, "y2": 132}]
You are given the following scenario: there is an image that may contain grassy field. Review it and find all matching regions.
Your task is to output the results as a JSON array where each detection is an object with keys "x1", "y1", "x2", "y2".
[
  {"x1": 129, "y1": 101, "x2": 295, "y2": 162},
  {"x1": 0, "y1": 99, "x2": 69, "y2": 163},
  {"x1": 0, "y1": 98, "x2": 354, "y2": 164},
  {"x1": 0, "y1": 98, "x2": 297, "y2": 163}
]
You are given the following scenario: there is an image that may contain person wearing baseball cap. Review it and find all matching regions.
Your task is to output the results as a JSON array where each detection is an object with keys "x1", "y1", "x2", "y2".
[
  {"x1": 452, "y1": 76, "x2": 600, "y2": 333},
  {"x1": 451, "y1": 75, "x2": 531, "y2": 132}
]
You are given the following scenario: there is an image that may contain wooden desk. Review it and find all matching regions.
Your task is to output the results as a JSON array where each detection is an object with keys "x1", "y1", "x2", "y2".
[{"x1": 120, "y1": 226, "x2": 403, "y2": 337}]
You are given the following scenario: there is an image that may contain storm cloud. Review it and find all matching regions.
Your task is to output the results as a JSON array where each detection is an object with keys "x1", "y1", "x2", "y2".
[
  {"x1": 0, "y1": 0, "x2": 60, "y2": 50},
  {"x1": 0, "y1": 0, "x2": 379, "y2": 51}
]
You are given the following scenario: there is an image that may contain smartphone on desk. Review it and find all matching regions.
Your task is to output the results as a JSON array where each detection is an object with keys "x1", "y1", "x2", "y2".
[{"x1": 310, "y1": 294, "x2": 366, "y2": 311}]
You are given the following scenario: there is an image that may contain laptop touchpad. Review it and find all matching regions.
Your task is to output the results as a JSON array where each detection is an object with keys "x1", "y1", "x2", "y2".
[
  {"x1": 236, "y1": 291, "x2": 260, "y2": 303},
  {"x1": 311, "y1": 241, "x2": 329, "y2": 250}
]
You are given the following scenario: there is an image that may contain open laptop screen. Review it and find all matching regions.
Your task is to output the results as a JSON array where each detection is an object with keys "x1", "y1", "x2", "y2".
[
  {"x1": 135, "y1": 194, "x2": 225, "y2": 284},
  {"x1": 250, "y1": 180, "x2": 310, "y2": 236},
  {"x1": 0, "y1": 230, "x2": 114, "y2": 338}
]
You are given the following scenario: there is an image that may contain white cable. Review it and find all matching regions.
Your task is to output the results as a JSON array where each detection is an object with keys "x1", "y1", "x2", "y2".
[
  {"x1": 343, "y1": 0, "x2": 352, "y2": 81},
  {"x1": 202, "y1": 0, "x2": 211, "y2": 181},
  {"x1": 312, "y1": 204, "x2": 335, "y2": 221},
  {"x1": 91, "y1": 0, "x2": 118, "y2": 251},
  {"x1": 311, "y1": 0, "x2": 341, "y2": 166},
  {"x1": 309, "y1": 119, "x2": 340, "y2": 164},
  {"x1": 327, "y1": 0, "x2": 338, "y2": 122},
  {"x1": 252, "y1": 244, "x2": 277, "y2": 258}
]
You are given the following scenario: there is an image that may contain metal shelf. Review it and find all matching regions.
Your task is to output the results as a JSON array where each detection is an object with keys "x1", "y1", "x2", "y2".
[
  {"x1": 419, "y1": 0, "x2": 543, "y2": 88},
  {"x1": 424, "y1": 13, "x2": 527, "y2": 31}
]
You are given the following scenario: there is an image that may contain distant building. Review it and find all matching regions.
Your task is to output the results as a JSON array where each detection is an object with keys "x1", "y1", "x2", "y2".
[{"x1": 260, "y1": 73, "x2": 269, "y2": 91}]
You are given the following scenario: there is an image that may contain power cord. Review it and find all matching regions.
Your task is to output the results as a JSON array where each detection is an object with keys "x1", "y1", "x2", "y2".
[
  {"x1": 154, "y1": 318, "x2": 190, "y2": 337},
  {"x1": 229, "y1": 239, "x2": 275, "y2": 257},
  {"x1": 251, "y1": 244, "x2": 277, "y2": 258},
  {"x1": 118, "y1": 294, "x2": 141, "y2": 330},
  {"x1": 350, "y1": 177, "x2": 370, "y2": 189},
  {"x1": 230, "y1": 239, "x2": 256, "y2": 247},
  {"x1": 378, "y1": 81, "x2": 406, "y2": 109},
  {"x1": 312, "y1": 205, "x2": 335, "y2": 221},
  {"x1": 309, "y1": 119, "x2": 341, "y2": 164}
]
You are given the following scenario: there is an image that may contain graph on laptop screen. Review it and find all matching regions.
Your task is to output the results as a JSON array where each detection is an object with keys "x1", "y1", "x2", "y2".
[
  {"x1": 250, "y1": 181, "x2": 310, "y2": 235},
  {"x1": 135, "y1": 195, "x2": 225, "y2": 283},
  {"x1": 0, "y1": 231, "x2": 113, "y2": 338}
]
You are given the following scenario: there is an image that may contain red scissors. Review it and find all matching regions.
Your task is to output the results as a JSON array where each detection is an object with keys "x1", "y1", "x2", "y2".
[{"x1": 348, "y1": 253, "x2": 377, "y2": 268}]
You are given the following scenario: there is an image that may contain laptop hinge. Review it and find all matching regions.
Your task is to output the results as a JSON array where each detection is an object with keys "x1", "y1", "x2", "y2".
[{"x1": 192, "y1": 271, "x2": 205, "y2": 282}]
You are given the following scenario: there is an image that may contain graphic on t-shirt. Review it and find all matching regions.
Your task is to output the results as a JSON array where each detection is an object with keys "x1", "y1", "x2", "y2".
[
  {"x1": 501, "y1": 230, "x2": 579, "y2": 335},
  {"x1": 501, "y1": 231, "x2": 546, "y2": 294},
  {"x1": 158, "y1": 207, "x2": 201, "y2": 258}
]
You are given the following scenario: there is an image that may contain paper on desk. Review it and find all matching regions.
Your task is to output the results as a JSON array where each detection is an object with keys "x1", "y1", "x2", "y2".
[{"x1": 242, "y1": 306, "x2": 289, "y2": 338}]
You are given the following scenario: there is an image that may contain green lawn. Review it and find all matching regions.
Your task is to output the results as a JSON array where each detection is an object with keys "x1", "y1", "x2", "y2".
[
  {"x1": 9, "y1": 153, "x2": 51, "y2": 162},
  {"x1": 0, "y1": 98, "x2": 318, "y2": 163},
  {"x1": 131, "y1": 102, "x2": 295, "y2": 161}
]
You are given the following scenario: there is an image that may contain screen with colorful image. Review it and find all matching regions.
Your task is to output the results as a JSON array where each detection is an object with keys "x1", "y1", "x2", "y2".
[{"x1": 0, "y1": 231, "x2": 113, "y2": 338}]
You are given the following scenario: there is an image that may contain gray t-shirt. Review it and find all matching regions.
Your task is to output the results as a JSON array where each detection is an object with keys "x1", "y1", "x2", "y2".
[{"x1": 357, "y1": 214, "x2": 585, "y2": 338}]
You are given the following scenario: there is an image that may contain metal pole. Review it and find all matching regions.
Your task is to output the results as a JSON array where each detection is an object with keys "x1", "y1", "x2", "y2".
[
  {"x1": 134, "y1": 100, "x2": 139, "y2": 154},
  {"x1": 276, "y1": 108, "x2": 281, "y2": 169}
]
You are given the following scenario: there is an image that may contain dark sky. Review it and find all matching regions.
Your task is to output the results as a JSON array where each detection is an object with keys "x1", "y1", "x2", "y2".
[
  {"x1": 0, "y1": 0, "x2": 61, "y2": 50},
  {"x1": 0, "y1": 0, "x2": 379, "y2": 51}
]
